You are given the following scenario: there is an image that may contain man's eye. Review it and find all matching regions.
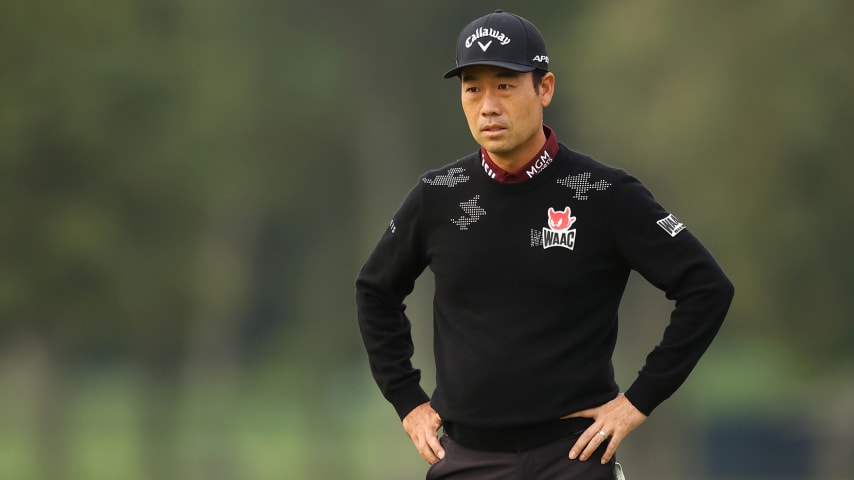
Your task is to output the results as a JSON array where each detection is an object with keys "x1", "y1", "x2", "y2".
[
  {"x1": 498, "y1": 84, "x2": 511, "y2": 90},
  {"x1": 466, "y1": 87, "x2": 479, "y2": 93}
]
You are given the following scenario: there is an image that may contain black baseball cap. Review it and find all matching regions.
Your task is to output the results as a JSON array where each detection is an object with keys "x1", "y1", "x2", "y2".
[{"x1": 443, "y1": 10, "x2": 549, "y2": 79}]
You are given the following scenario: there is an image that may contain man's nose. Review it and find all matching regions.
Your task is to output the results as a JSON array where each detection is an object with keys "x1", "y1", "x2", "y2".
[{"x1": 481, "y1": 90, "x2": 502, "y2": 116}]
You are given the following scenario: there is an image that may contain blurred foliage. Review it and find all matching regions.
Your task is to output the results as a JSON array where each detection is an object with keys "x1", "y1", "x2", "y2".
[
  {"x1": 1, "y1": 0, "x2": 852, "y2": 479},
  {"x1": 551, "y1": 1, "x2": 854, "y2": 370}
]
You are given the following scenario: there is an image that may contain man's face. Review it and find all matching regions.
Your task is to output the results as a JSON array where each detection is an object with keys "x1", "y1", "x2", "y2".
[{"x1": 460, "y1": 66, "x2": 554, "y2": 165}]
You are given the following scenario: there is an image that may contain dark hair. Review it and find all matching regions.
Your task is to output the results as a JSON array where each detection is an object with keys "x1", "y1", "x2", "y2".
[{"x1": 532, "y1": 69, "x2": 548, "y2": 94}]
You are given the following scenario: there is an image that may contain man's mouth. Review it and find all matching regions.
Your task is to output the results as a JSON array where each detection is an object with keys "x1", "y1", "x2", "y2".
[{"x1": 481, "y1": 124, "x2": 506, "y2": 134}]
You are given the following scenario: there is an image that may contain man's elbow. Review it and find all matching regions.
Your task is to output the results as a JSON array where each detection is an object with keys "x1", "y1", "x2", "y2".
[{"x1": 716, "y1": 272, "x2": 735, "y2": 309}]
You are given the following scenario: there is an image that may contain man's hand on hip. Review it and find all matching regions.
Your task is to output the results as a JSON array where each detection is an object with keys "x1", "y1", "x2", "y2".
[
  {"x1": 562, "y1": 393, "x2": 647, "y2": 464},
  {"x1": 402, "y1": 401, "x2": 445, "y2": 464}
]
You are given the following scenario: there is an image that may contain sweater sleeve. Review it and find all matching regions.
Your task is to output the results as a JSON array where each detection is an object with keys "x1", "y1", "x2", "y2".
[
  {"x1": 355, "y1": 182, "x2": 431, "y2": 420},
  {"x1": 610, "y1": 175, "x2": 734, "y2": 416}
]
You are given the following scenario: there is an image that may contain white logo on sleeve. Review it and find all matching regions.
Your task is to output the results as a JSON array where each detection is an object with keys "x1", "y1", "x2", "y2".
[{"x1": 657, "y1": 214, "x2": 685, "y2": 237}]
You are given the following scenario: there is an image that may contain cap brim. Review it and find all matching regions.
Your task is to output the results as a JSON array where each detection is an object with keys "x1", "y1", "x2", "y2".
[{"x1": 443, "y1": 61, "x2": 538, "y2": 79}]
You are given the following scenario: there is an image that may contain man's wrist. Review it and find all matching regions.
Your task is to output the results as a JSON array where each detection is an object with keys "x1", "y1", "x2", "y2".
[{"x1": 391, "y1": 386, "x2": 431, "y2": 420}]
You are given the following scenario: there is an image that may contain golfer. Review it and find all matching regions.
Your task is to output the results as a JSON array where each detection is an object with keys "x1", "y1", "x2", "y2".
[{"x1": 356, "y1": 9, "x2": 734, "y2": 480}]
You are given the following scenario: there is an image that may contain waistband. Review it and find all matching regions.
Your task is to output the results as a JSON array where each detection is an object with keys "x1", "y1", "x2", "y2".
[{"x1": 443, "y1": 417, "x2": 594, "y2": 452}]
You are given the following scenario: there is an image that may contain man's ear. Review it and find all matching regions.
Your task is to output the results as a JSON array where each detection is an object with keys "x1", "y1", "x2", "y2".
[{"x1": 540, "y1": 72, "x2": 556, "y2": 107}]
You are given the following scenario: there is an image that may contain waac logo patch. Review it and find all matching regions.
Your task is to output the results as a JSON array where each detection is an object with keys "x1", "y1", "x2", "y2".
[{"x1": 541, "y1": 207, "x2": 577, "y2": 250}]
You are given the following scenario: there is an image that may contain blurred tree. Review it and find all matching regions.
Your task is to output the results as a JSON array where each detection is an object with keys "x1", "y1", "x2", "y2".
[
  {"x1": 549, "y1": 0, "x2": 854, "y2": 374},
  {"x1": 1, "y1": 0, "x2": 852, "y2": 478},
  {"x1": 1, "y1": 0, "x2": 356, "y2": 477}
]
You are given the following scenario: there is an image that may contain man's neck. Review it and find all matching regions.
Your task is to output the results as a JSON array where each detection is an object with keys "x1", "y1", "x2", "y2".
[
  {"x1": 486, "y1": 127, "x2": 548, "y2": 173},
  {"x1": 480, "y1": 125, "x2": 559, "y2": 184}
]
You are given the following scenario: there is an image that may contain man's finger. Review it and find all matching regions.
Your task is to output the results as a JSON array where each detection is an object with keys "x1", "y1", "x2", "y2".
[
  {"x1": 580, "y1": 426, "x2": 609, "y2": 461},
  {"x1": 420, "y1": 443, "x2": 439, "y2": 464},
  {"x1": 600, "y1": 434, "x2": 621, "y2": 464},
  {"x1": 426, "y1": 433, "x2": 445, "y2": 463},
  {"x1": 568, "y1": 424, "x2": 599, "y2": 460},
  {"x1": 402, "y1": 402, "x2": 445, "y2": 464},
  {"x1": 415, "y1": 430, "x2": 445, "y2": 465}
]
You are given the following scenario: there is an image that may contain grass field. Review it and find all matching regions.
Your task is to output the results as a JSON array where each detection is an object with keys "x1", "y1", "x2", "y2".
[
  {"x1": 1, "y1": 337, "x2": 845, "y2": 480},
  {"x1": 0, "y1": 361, "x2": 424, "y2": 480}
]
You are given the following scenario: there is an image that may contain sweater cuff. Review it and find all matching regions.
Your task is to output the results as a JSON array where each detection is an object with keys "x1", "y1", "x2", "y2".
[
  {"x1": 624, "y1": 380, "x2": 665, "y2": 417},
  {"x1": 389, "y1": 385, "x2": 431, "y2": 421}
]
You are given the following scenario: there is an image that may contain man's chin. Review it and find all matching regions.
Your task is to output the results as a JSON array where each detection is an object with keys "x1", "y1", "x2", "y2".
[{"x1": 477, "y1": 138, "x2": 510, "y2": 154}]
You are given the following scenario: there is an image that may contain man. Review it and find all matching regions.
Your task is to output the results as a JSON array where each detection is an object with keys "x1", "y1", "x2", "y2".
[{"x1": 355, "y1": 9, "x2": 733, "y2": 480}]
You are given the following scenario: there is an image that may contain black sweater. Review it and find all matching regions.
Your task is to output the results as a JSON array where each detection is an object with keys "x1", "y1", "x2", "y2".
[{"x1": 356, "y1": 144, "x2": 733, "y2": 451}]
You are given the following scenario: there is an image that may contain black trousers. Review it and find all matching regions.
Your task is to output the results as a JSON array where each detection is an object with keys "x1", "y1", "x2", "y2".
[{"x1": 426, "y1": 435, "x2": 616, "y2": 480}]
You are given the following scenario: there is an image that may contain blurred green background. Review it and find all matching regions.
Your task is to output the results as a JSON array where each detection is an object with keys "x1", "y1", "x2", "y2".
[{"x1": 1, "y1": 0, "x2": 852, "y2": 479}]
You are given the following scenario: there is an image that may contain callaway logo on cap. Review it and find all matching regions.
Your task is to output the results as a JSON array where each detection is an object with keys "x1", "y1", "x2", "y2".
[{"x1": 443, "y1": 10, "x2": 549, "y2": 78}]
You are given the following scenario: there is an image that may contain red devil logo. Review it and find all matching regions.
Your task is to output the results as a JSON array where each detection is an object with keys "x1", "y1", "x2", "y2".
[{"x1": 547, "y1": 207, "x2": 576, "y2": 231}]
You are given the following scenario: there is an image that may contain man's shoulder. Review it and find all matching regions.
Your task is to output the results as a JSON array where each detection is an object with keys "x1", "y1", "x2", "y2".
[
  {"x1": 418, "y1": 151, "x2": 480, "y2": 188},
  {"x1": 555, "y1": 144, "x2": 633, "y2": 188},
  {"x1": 558, "y1": 144, "x2": 627, "y2": 177}
]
